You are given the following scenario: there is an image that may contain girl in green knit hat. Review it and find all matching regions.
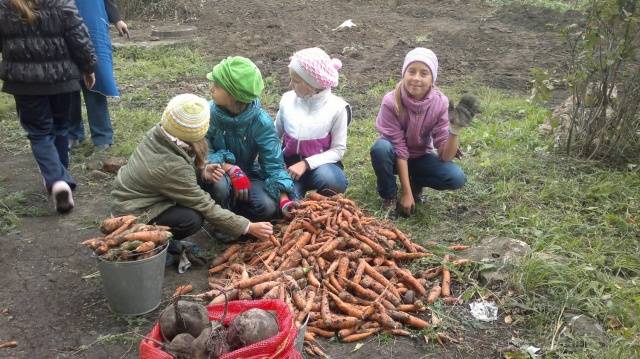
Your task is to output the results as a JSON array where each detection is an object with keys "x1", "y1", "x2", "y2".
[{"x1": 201, "y1": 56, "x2": 296, "y2": 221}]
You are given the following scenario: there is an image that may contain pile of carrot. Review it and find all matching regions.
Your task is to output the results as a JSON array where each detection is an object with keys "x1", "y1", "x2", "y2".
[
  {"x1": 197, "y1": 193, "x2": 472, "y2": 357},
  {"x1": 80, "y1": 215, "x2": 172, "y2": 261}
]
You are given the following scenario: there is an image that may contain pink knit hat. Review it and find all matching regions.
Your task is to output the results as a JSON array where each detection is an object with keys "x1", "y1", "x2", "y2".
[
  {"x1": 289, "y1": 47, "x2": 342, "y2": 89},
  {"x1": 402, "y1": 47, "x2": 438, "y2": 84}
]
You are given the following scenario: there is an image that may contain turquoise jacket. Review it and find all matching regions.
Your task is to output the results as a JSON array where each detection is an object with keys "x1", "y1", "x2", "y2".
[{"x1": 206, "y1": 100, "x2": 294, "y2": 200}]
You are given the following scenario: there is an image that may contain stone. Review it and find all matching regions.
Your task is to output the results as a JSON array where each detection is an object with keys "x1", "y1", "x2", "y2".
[
  {"x1": 101, "y1": 157, "x2": 127, "y2": 174},
  {"x1": 88, "y1": 170, "x2": 110, "y2": 181},
  {"x1": 559, "y1": 314, "x2": 607, "y2": 346},
  {"x1": 459, "y1": 237, "x2": 531, "y2": 285},
  {"x1": 150, "y1": 25, "x2": 197, "y2": 40}
]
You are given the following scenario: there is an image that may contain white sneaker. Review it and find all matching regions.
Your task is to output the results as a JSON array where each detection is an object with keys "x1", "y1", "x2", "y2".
[{"x1": 51, "y1": 181, "x2": 74, "y2": 214}]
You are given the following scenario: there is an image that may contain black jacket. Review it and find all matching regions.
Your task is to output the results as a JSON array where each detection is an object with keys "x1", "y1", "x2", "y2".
[{"x1": 0, "y1": 0, "x2": 97, "y2": 95}]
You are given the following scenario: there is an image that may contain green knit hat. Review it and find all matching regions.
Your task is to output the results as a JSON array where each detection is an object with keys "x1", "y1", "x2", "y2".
[{"x1": 206, "y1": 56, "x2": 264, "y2": 103}]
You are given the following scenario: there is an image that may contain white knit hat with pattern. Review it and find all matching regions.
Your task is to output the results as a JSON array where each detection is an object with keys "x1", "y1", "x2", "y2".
[{"x1": 161, "y1": 93, "x2": 210, "y2": 142}]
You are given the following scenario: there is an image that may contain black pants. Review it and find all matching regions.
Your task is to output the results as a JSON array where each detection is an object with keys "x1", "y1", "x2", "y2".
[{"x1": 150, "y1": 205, "x2": 203, "y2": 240}]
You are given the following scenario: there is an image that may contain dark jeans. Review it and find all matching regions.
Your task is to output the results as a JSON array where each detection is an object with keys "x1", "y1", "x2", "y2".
[
  {"x1": 293, "y1": 163, "x2": 349, "y2": 199},
  {"x1": 14, "y1": 93, "x2": 77, "y2": 192},
  {"x1": 370, "y1": 138, "x2": 465, "y2": 200},
  {"x1": 201, "y1": 174, "x2": 278, "y2": 221},
  {"x1": 69, "y1": 83, "x2": 113, "y2": 146},
  {"x1": 150, "y1": 205, "x2": 204, "y2": 241}
]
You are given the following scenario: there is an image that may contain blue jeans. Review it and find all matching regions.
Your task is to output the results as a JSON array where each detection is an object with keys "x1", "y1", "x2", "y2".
[
  {"x1": 68, "y1": 84, "x2": 113, "y2": 146},
  {"x1": 370, "y1": 138, "x2": 465, "y2": 199},
  {"x1": 293, "y1": 163, "x2": 348, "y2": 199},
  {"x1": 14, "y1": 94, "x2": 77, "y2": 192},
  {"x1": 201, "y1": 175, "x2": 278, "y2": 221}
]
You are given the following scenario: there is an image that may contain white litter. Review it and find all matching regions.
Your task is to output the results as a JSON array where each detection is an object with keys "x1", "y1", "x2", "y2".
[
  {"x1": 469, "y1": 300, "x2": 498, "y2": 321},
  {"x1": 333, "y1": 19, "x2": 356, "y2": 31},
  {"x1": 525, "y1": 345, "x2": 541, "y2": 358}
]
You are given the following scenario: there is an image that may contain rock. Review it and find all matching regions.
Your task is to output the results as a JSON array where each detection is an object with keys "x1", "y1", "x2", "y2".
[
  {"x1": 559, "y1": 314, "x2": 607, "y2": 347},
  {"x1": 101, "y1": 157, "x2": 127, "y2": 174},
  {"x1": 88, "y1": 170, "x2": 110, "y2": 181},
  {"x1": 460, "y1": 237, "x2": 531, "y2": 285},
  {"x1": 150, "y1": 25, "x2": 197, "y2": 39}
]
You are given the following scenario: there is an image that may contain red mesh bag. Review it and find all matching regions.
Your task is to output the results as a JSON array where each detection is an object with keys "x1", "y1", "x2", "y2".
[{"x1": 139, "y1": 299, "x2": 300, "y2": 359}]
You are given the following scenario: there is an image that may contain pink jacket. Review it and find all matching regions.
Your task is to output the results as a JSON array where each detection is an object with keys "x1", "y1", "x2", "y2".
[{"x1": 375, "y1": 86, "x2": 450, "y2": 160}]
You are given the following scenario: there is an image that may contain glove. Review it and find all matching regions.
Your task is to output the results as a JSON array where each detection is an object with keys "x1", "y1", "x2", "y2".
[
  {"x1": 279, "y1": 198, "x2": 297, "y2": 220},
  {"x1": 226, "y1": 165, "x2": 251, "y2": 202},
  {"x1": 449, "y1": 94, "x2": 481, "y2": 135}
]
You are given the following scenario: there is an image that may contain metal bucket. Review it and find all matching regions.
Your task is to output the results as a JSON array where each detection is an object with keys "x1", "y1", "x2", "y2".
[{"x1": 97, "y1": 245, "x2": 168, "y2": 315}]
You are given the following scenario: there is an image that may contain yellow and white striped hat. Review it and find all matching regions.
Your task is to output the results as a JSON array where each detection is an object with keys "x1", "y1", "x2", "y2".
[{"x1": 161, "y1": 93, "x2": 210, "y2": 142}]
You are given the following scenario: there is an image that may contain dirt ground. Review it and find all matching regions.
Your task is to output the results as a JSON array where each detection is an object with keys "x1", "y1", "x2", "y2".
[{"x1": 0, "y1": 0, "x2": 579, "y2": 357}]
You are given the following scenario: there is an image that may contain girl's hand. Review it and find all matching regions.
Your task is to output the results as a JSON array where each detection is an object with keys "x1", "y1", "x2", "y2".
[
  {"x1": 83, "y1": 73, "x2": 96, "y2": 89},
  {"x1": 247, "y1": 222, "x2": 273, "y2": 241},
  {"x1": 203, "y1": 163, "x2": 226, "y2": 183},
  {"x1": 398, "y1": 192, "x2": 415, "y2": 217},
  {"x1": 287, "y1": 161, "x2": 308, "y2": 181}
]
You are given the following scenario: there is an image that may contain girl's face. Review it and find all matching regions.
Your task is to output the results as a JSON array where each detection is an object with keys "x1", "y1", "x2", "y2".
[
  {"x1": 209, "y1": 82, "x2": 233, "y2": 108},
  {"x1": 289, "y1": 69, "x2": 318, "y2": 98},
  {"x1": 402, "y1": 62, "x2": 433, "y2": 100}
]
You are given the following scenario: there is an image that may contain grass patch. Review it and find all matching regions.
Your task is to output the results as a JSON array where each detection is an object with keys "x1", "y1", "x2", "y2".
[{"x1": 485, "y1": 0, "x2": 588, "y2": 11}]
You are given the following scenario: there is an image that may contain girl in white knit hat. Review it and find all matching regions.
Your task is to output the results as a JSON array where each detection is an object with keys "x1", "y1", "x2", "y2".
[
  {"x1": 111, "y1": 94, "x2": 273, "y2": 265},
  {"x1": 275, "y1": 47, "x2": 351, "y2": 198}
]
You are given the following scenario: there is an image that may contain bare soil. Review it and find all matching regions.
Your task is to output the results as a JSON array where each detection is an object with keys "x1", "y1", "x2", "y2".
[{"x1": 0, "y1": 0, "x2": 578, "y2": 357}]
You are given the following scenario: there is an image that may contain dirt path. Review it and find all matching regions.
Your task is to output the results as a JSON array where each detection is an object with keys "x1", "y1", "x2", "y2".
[{"x1": 0, "y1": 0, "x2": 579, "y2": 357}]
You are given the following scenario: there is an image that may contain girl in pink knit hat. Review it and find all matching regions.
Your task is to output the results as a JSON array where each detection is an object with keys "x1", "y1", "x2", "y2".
[
  {"x1": 275, "y1": 47, "x2": 351, "y2": 198},
  {"x1": 370, "y1": 48, "x2": 479, "y2": 217}
]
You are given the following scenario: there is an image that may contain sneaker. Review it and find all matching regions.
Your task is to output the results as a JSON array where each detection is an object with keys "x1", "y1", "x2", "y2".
[
  {"x1": 94, "y1": 144, "x2": 112, "y2": 151},
  {"x1": 51, "y1": 181, "x2": 74, "y2": 214}
]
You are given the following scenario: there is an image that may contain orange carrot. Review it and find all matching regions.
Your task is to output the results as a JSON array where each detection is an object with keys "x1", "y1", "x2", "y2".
[
  {"x1": 337, "y1": 257, "x2": 350, "y2": 280},
  {"x1": 392, "y1": 228, "x2": 417, "y2": 253},
  {"x1": 327, "y1": 291, "x2": 365, "y2": 318},
  {"x1": 236, "y1": 267, "x2": 308, "y2": 289},
  {"x1": 100, "y1": 215, "x2": 136, "y2": 234},
  {"x1": 122, "y1": 230, "x2": 171, "y2": 244},
  {"x1": 307, "y1": 326, "x2": 335, "y2": 338},
  {"x1": 448, "y1": 245, "x2": 469, "y2": 251},
  {"x1": 341, "y1": 328, "x2": 381, "y2": 342},
  {"x1": 385, "y1": 328, "x2": 411, "y2": 336},
  {"x1": 307, "y1": 192, "x2": 328, "y2": 201},
  {"x1": 363, "y1": 261, "x2": 401, "y2": 298},
  {"x1": 452, "y1": 258, "x2": 473, "y2": 266},
  {"x1": 352, "y1": 259, "x2": 367, "y2": 284},
  {"x1": 390, "y1": 250, "x2": 433, "y2": 260},
  {"x1": 351, "y1": 232, "x2": 386, "y2": 256},
  {"x1": 394, "y1": 268, "x2": 426, "y2": 296},
  {"x1": 378, "y1": 228, "x2": 397, "y2": 240},
  {"x1": 105, "y1": 217, "x2": 137, "y2": 239},
  {"x1": 426, "y1": 284, "x2": 442, "y2": 304},
  {"x1": 252, "y1": 281, "x2": 280, "y2": 297},
  {"x1": 81, "y1": 237, "x2": 105, "y2": 250},
  {"x1": 441, "y1": 255, "x2": 451, "y2": 297},
  {"x1": 442, "y1": 296, "x2": 461, "y2": 305},
  {"x1": 208, "y1": 263, "x2": 228, "y2": 274},
  {"x1": 134, "y1": 241, "x2": 155, "y2": 253},
  {"x1": 172, "y1": 284, "x2": 193, "y2": 299},
  {"x1": 388, "y1": 310, "x2": 430, "y2": 329},
  {"x1": 210, "y1": 289, "x2": 238, "y2": 304},
  {"x1": 421, "y1": 267, "x2": 442, "y2": 280},
  {"x1": 326, "y1": 258, "x2": 340, "y2": 275}
]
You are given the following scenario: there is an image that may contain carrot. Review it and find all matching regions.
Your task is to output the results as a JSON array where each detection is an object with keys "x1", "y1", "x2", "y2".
[
  {"x1": 122, "y1": 230, "x2": 171, "y2": 244},
  {"x1": 351, "y1": 232, "x2": 386, "y2": 256},
  {"x1": 392, "y1": 228, "x2": 417, "y2": 253},
  {"x1": 337, "y1": 257, "x2": 350, "y2": 280},
  {"x1": 329, "y1": 275, "x2": 344, "y2": 292},
  {"x1": 352, "y1": 259, "x2": 367, "y2": 284},
  {"x1": 263, "y1": 284, "x2": 282, "y2": 299},
  {"x1": 385, "y1": 329, "x2": 411, "y2": 336},
  {"x1": 268, "y1": 235, "x2": 280, "y2": 247},
  {"x1": 326, "y1": 258, "x2": 341, "y2": 275},
  {"x1": 276, "y1": 249, "x2": 302, "y2": 271},
  {"x1": 421, "y1": 267, "x2": 442, "y2": 280},
  {"x1": 134, "y1": 241, "x2": 156, "y2": 253},
  {"x1": 378, "y1": 228, "x2": 398, "y2": 240},
  {"x1": 100, "y1": 215, "x2": 136, "y2": 234},
  {"x1": 0, "y1": 340, "x2": 17, "y2": 349},
  {"x1": 442, "y1": 296, "x2": 461, "y2": 305},
  {"x1": 394, "y1": 268, "x2": 426, "y2": 296},
  {"x1": 104, "y1": 217, "x2": 137, "y2": 239},
  {"x1": 360, "y1": 276, "x2": 401, "y2": 305},
  {"x1": 301, "y1": 220, "x2": 319, "y2": 235},
  {"x1": 371, "y1": 311, "x2": 402, "y2": 329},
  {"x1": 441, "y1": 255, "x2": 451, "y2": 297},
  {"x1": 388, "y1": 310, "x2": 430, "y2": 329},
  {"x1": 172, "y1": 284, "x2": 193, "y2": 299},
  {"x1": 342, "y1": 278, "x2": 381, "y2": 302},
  {"x1": 296, "y1": 289, "x2": 317, "y2": 324},
  {"x1": 452, "y1": 258, "x2": 473, "y2": 266},
  {"x1": 81, "y1": 237, "x2": 105, "y2": 250},
  {"x1": 105, "y1": 236, "x2": 124, "y2": 248},
  {"x1": 304, "y1": 332, "x2": 316, "y2": 342},
  {"x1": 307, "y1": 326, "x2": 335, "y2": 338},
  {"x1": 314, "y1": 316, "x2": 361, "y2": 330},
  {"x1": 327, "y1": 291, "x2": 365, "y2": 318},
  {"x1": 426, "y1": 284, "x2": 442, "y2": 304},
  {"x1": 210, "y1": 289, "x2": 238, "y2": 304},
  {"x1": 448, "y1": 245, "x2": 469, "y2": 251},
  {"x1": 208, "y1": 263, "x2": 228, "y2": 274},
  {"x1": 363, "y1": 261, "x2": 401, "y2": 299},
  {"x1": 307, "y1": 192, "x2": 328, "y2": 201},
  {"x1": 312, "y1": 214, "x2": 331, "y2": 224},
  {"x1": 236, "y1": 267, "x2": 308, "y2": 289},
  {"x1": 341, "y1": 328, "x2": 381, "y2": 342},
  {"x1": 338, "y1": 327, "x2": 357, "y2": 339},
  {"x1": 390, "y1": 250, "x2": 433, "y2": 260}
]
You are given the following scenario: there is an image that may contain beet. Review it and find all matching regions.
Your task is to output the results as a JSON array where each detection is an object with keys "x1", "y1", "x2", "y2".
[
  {"x1": 226, "y1": 308, "x2": 279, "y2": 350},
  {"x1": 159, "y1": 300, "x2": 209, "y2": 341},
  {"x1": 192, "y1": 322, "x2": 229, "y2": 359},
  {"x1": 166, "y1": 333, "x2": 195, "y2": 359}
]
